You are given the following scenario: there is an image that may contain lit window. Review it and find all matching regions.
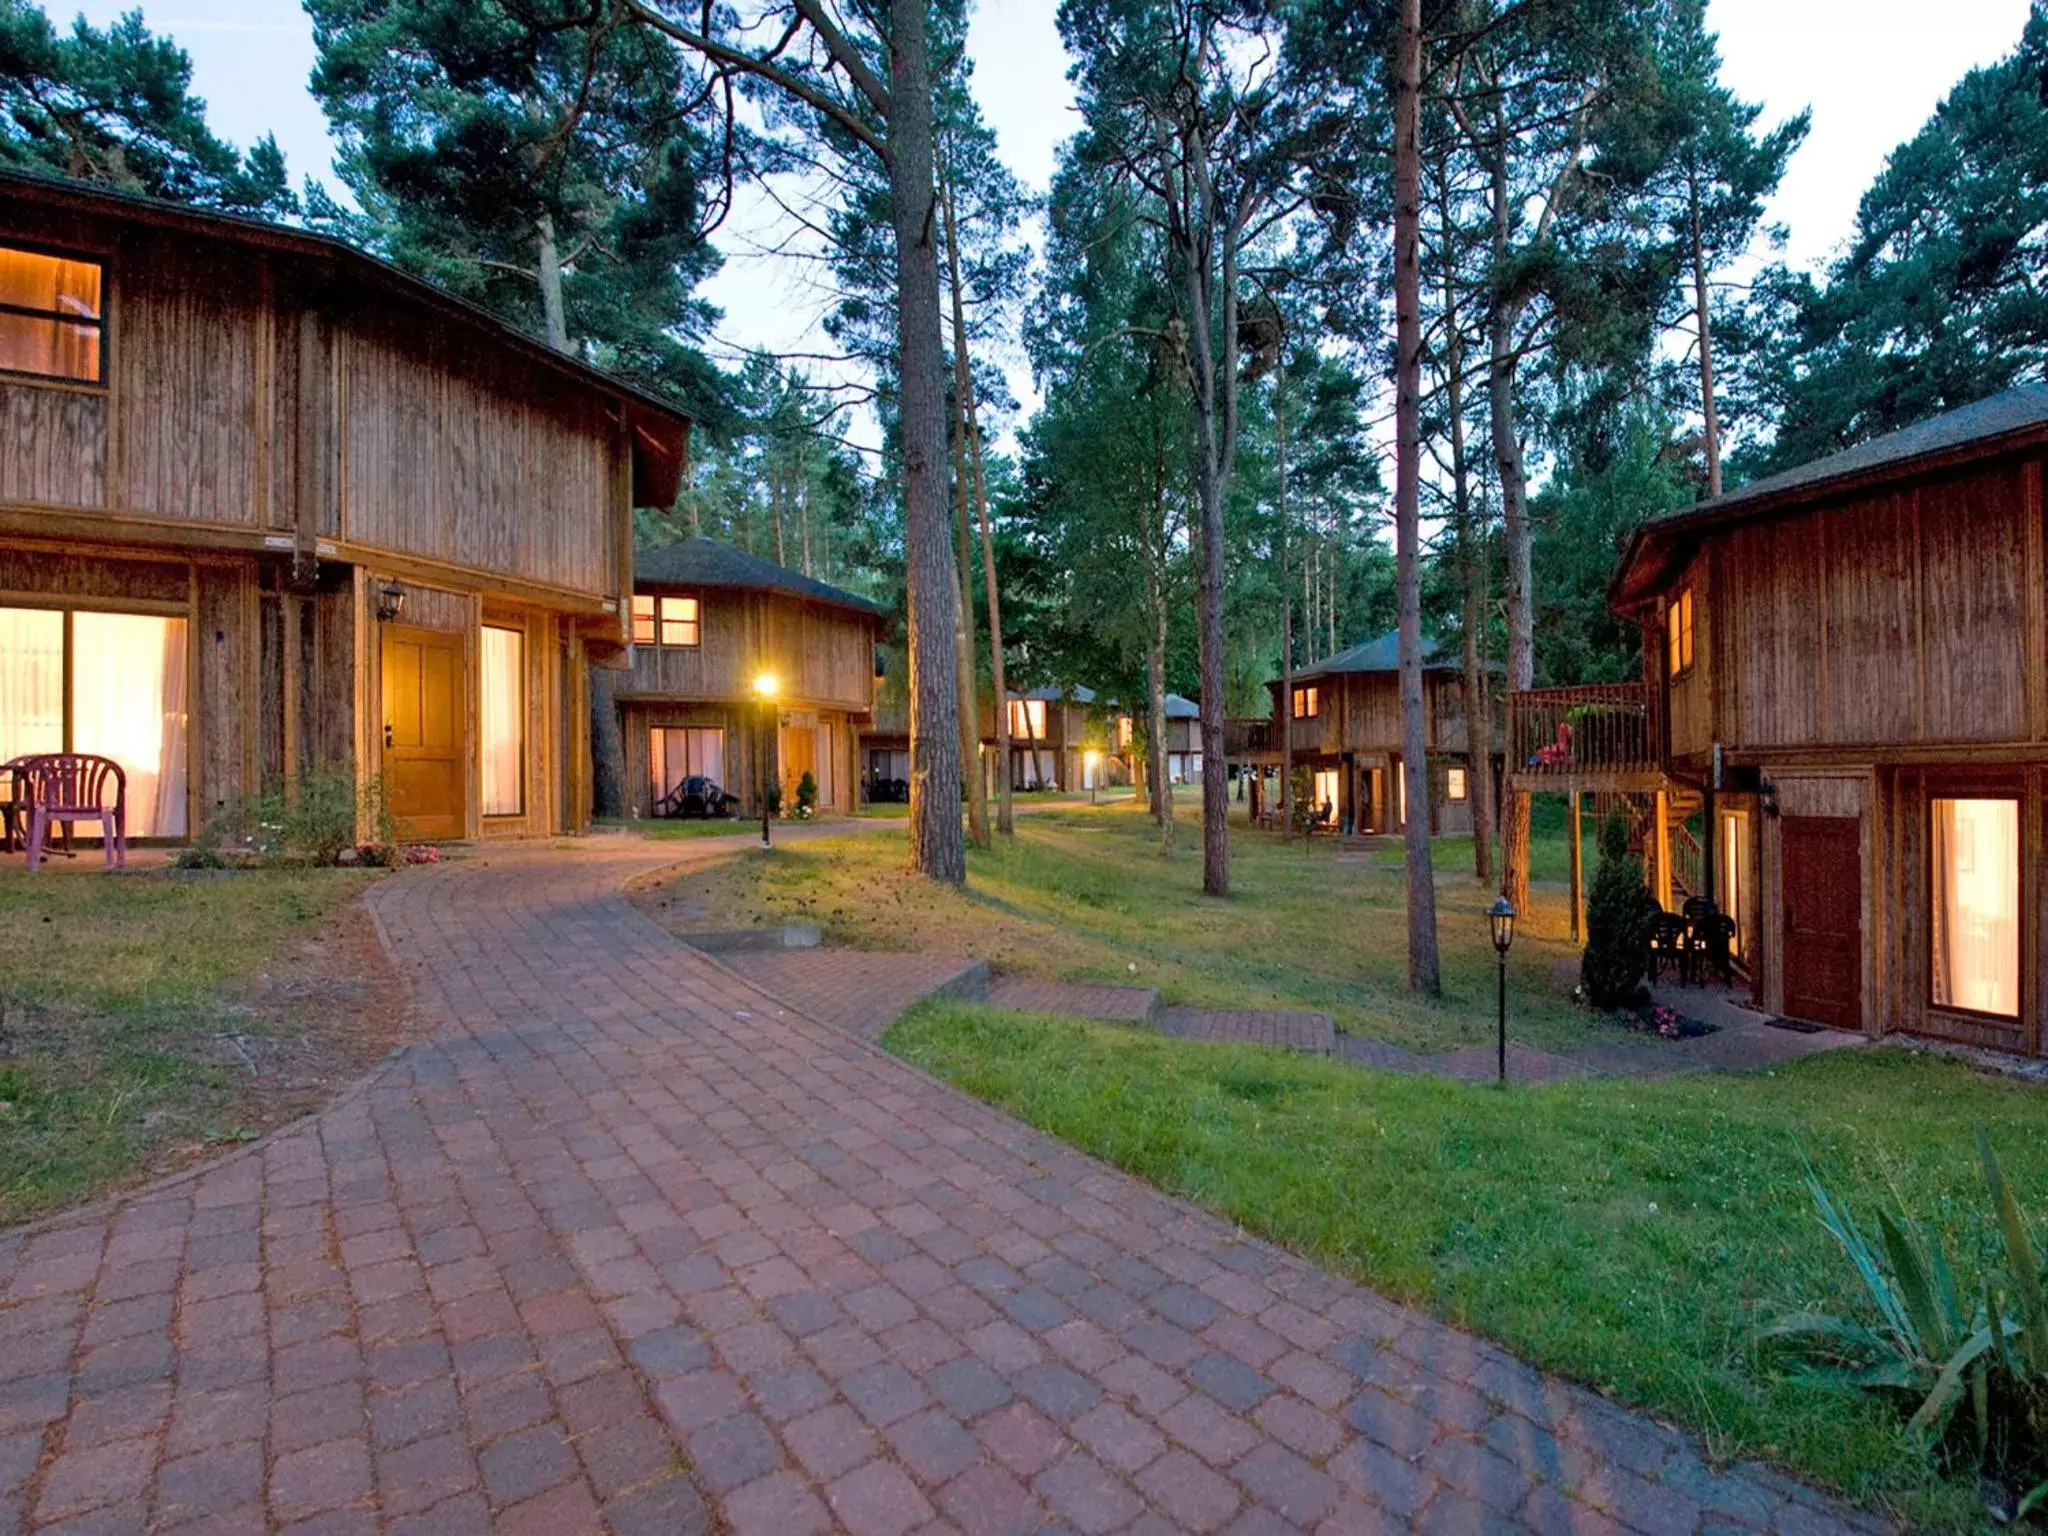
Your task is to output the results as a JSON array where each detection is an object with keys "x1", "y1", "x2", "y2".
[
  {"x1": 659, "y1": 595, "x2": 699, "y2": 647},
  {"x1": 1117, "y1": 716, "x2": 1133, "y2": 749},
  {"x1": 480, "y1": 625, "x2": 524, "y2": 816},
  {"x1": 1721, "y1": 811, "x2": 1748, "y2": 957},
  {"x1": 1932, "y1": 797, "x2": 2019, "y2": 1017},
  {"x1": 1292, "y1": 685, "x2": 1319, "y2": 719},
  {"x1": 631, "y1": 594, "x2": 655, "y2": 646},
  {"x1": 0, "y1": 245, "x2": 104, "y2": 383},
  {"x1": 1667, "y1": 588, "x2": 1694, "y2": 678},
  {"x1": 1447, "y1": 766, "x2": 1468, "y2": 802},
  {"x1": 1008, "y1": 699, "x2": 1047, "y2": 739},
  {"x1": 1312, "y1": 768, "x2": 1340, "y2": 814}
]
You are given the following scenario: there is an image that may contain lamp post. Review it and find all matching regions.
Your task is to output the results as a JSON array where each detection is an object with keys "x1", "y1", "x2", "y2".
[
  {"x1": 1489, "y1": 896, "x2": 1517, "y2": 1084},
  {"x1": 1084, "y1": 749, "x2": 1101, "y2": 805},
  {"x1": 753, "y1": 672, "x2": 779, "y2": 848}
]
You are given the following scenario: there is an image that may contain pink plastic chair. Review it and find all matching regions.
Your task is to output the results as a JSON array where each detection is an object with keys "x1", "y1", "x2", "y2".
[{"x1": 18, "y1": 754, "x2": 126, "y2": 870}]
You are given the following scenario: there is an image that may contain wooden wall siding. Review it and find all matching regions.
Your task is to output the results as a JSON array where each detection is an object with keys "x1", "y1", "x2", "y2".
[
  {"x1": 1821, "y1": 490, "x2": 1919, "y2": 745},
  {"x1": 259, "y1": 589, "x2": 286, "y2": 784},
  {"x1": 192, "y1": 562, "x2": 258, "y2": 827},
  {"x1": 1666, "y1": 553, "x2": 1713, "y2": 759},
  {"x1": 340, "y1": 317, "x2": 613, "y2": 597},
  {"x1": 113, "y1": 232, "x2": 260, "y2": 526},
  {"x1": 312, "y1": 579, "x2": 357, "y2": 770},
  {"x1": 1728, "y1": 516, "x2": 1825, "y2": 749},
  {"x1": 379, "y1": 577, "x2": 474, "y2": 635},
  {"x1": 0, "y1": 385, "x2": 105, "y2": 507},
  {"x1": 0, "y1": 547, "x2": 188, "y2": 605},
  {"x1": 624, "y1": 591, "x2": 876, "y2": 712},
  {"x1": 1921, "y1": 468, "x2": 2027, "y2": 742}
]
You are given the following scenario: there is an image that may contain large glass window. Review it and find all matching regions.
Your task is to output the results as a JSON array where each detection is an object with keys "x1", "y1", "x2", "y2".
[
  {"x1": 631, "y1": 594, "x2": 656, "y2": 646},
  {"x1": 1667, "y1": 588, "x2": 1695, "y2": 678},
  {"x1": 1292, "y1": 685, "x2": 1320, "y2": 719},
  {"x1": 1447, "y1": 765, "x2": 1469, "y2": 802},
  {"x1": 0, "y1": 607, "x2": 188, "y2": 836},
  {"x1": 651, "y1": 726, "x2": 725, "y2": 802},
  {"x1": 1931, "y1": 797, "x2": 2020, "y2": 1017},
  {"x1": 659, "y1": 596, "x2": 699, "y2": 647},
  {"x1": 479, "y1": 625, "x2": 524, "y2": 817},
  {"x1": 1720, "y1": 810, "x2": 1749, "y2": 958},
  {"x1": 0, "y1": 246, "x2": 104, "y2": 383}
]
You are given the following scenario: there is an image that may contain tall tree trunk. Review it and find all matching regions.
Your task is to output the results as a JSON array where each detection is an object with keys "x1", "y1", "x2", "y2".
[
  {"x1": 1276, "y1": 350, "x2": 1293, "y2": 844},
  {"x1": 798, "y1": 438, "x2": 814, "y2": 576},
  {"x1": 1143, "y1": 417, "x2": 1173, "y2": 853},
  {"x1": 940, "y1": 164, "x2": 990, "y2": 849},
  {"x1": 773, "y1": 460, "x2": 787, "y2": 566},
  {"x1": 1487, "y1": 135, "x2": 1534, "y2": 914},
  {"x1": 1394, "y1": 0, "x2": 1440, "y2": 994},
  {"x1": 1688, "y1": 160, "x2": 1722, "y2": 499},
  {"x1": 886, "y1": 0, "x2": 965, "y2": 883},
  {"x1": 536, "y1": 213, "x2": 568, "y2": 352},
  {"x1": 969, "y1": 419, "x2": 1011, "y2": 836}
]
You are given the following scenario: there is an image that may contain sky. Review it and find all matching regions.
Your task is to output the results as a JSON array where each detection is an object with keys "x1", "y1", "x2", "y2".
[{"x1": 58, "y1": 0, "x2": 2040, "y2": 445}]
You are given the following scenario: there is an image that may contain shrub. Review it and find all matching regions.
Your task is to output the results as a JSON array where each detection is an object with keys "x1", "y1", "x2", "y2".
[
  {"x1": 764, "y1": 779, "x2": 783, "y2": 819},
  {"x1": 212, "y1": 767, "x2": 397, "y2": 866},
  {"x1": 1580, "y1": 810, "x2": 1661, "y2": 1008},
  {"x1": 796, "y1": 771, "x2": 818, "y2": 819},
  {"x1": 1767, "y1": 1130, "x2": 2048, "y2": 1522}
]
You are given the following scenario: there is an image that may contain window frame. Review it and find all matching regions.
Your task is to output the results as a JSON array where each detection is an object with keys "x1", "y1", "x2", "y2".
[
  {"x1": 630, "y1": 594, "x2": 656, "y2": 646},
  {"x1": 0, "y1": 241, "x2": 108, "y2": 389},
  {"x1": 478, "y1": 623, "x2": 527, "y2": 819},
  {"x1": 658, "y1": 594, "x2": 700, "y2": 648},
  {"x1": 1928, "y1": 792, "x2": 2024, "y2": 1022},
  {"x1": 1446, "y1": 765, "x2": 1468, "y2": 803},
  {"x1": 1291, "y1": 684, "x2": 1320, "y2": 720},
  {"x1": 1666, "y1": 588, "x2": 1695, "y2": 679},
  {"x1": 1008, "y1": 698, "x2": 1047, "y2": 740}
]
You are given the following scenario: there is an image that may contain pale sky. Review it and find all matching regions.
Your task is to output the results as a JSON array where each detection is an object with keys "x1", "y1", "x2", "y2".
[{"x1": 57, "y1": 0, "x2": 2040, "y2": 446}]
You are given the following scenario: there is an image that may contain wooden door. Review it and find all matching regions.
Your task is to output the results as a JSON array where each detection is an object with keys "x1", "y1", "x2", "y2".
[
  {"x1": 1781, "y1": 815, "x2": 1862, "y2": 1030},
  {"x1": 778, "y1": 720, "x2": 816, "y2": 810},
  {"x1": 381, "y1": 626, "x2": 466, "y2": 840}
]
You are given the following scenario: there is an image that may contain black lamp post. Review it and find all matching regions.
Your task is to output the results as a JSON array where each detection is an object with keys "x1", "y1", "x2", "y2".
[
  {"x1": 1489, "y1": 895, "x2": 1517, "y2": 1084},
  {"x1": 753, "y1": 672, "x2": 779, "y2": 848}
]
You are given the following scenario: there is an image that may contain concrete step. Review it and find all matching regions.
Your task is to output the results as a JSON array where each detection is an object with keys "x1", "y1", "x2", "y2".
[
  {"x1": 981, "y1": 976, "x2": 1160, "y2": 1023},
  {"x1": 718, "y1": 949, "x2": 987, "y2": 1042}
]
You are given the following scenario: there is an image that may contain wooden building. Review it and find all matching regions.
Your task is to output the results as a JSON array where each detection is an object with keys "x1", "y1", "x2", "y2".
[
  {"x1": 616, "y1": 538, "x2": 883, "y2": 818},
  {"x1": 862, "y1": 683, "x2": 1139, "y2": 801},
  {"x1": 1586, "y1": 382, "x2": 2048, "y2": 1055},
  {"x1": 1263, "y1": 633, "x2": 1487, "y2": 835},
  {"x1": 0, "y1": 170, "x2": 688, "y2": 842}
]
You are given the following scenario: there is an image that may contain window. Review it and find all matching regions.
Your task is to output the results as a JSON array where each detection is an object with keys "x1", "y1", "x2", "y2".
[
  {"x1": 1291, "y1": 685, "x2": 1320, "y2": 720},
  {"x1": 651, "y1": 726, "x2": 725, "y2": 802},
  {"x1": 1008, "y1": 698, "x2": 1047, "y2": 740},
  {"x1": 631, "y1": 594, "x2": 656, "y2": 646},
  {"x1": 1720, "y1": 811, "x2": 1749, "y2": 958},
  {"x1": 659, "y1": 596, "x2": 699, "y2": 647},
  {"x1": 0, "y1": 606, "x2": 188, "y2": 836},
  {"x1": 1667, "y1": 588, "x2": 1694, "y2": 678},
  {"x1": 1447, "y1": 765, "x2": 1468, "y2": 802},
  {"x1": 479, "y1": 625, "x2": 525, "y2": 816},
  {"x1": 1932, "y1": 797, "x2": 2020, "y2": 1018},
  {"x1": 1312, "y1": 768, "x2": 1340, "y2": 815},
  {"x1": 0, "y1": 246, "x2": 104, "y2": 383},
  {"x1": 1117, "y1": 716, "x2": 1133, "y2": 750}
]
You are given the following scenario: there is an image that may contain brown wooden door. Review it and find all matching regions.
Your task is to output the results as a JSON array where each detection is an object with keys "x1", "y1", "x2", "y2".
[
  {"x1": 1781, "y1": 815, "x2": 1862, "y2": 1030},
  {"x1": 381, "y1": 626, "x2": 466, "y2": 840}
]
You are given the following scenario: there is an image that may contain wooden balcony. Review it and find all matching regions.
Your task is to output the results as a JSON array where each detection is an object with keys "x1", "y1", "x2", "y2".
[
  {"x1": 1225, "y1": 717, "x2": 1277, "y2": 761},
  {"x1": 1506, "y1": 683, "x2": 1663, "y2": 790}
]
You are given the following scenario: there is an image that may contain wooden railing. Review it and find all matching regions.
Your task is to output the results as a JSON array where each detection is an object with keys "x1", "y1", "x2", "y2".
[{"x1": 1507, "y1": 683, "x2": 1660, "y2": 781}]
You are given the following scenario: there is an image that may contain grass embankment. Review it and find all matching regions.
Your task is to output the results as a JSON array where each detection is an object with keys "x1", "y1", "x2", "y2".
[
  {"x1": 0, "y1": 864, "x2": 391, "y2": 1223},
  {"x1": 647, "y1": 793, "x2": 1602, "y2": 1052},
  {"x1": 888, "y1": 1004, "x2": 2020, "y2": 1527}
]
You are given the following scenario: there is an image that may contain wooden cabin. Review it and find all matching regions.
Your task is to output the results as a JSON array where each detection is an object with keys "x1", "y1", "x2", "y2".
[
  {"x1": 1263, "y1": 632, "x2": 1486, "y2": 835},
  {"x1": 863, "y1": 684, "x2": 1139, "y2": 800},
  {"x1": 0, "y1": 170, "x2": 688, "y2": 842},
  {"x1": 616, "y1": 538, "x2": 882, "y2": 818},
  {"x1": 1600, "y1": 382, "x2": 2048, "y2": 1055}
]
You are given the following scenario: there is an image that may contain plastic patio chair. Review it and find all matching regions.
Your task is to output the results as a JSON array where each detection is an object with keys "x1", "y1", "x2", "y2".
[{"x1": 18, "y1": 754, "x2": 127, "y2": 870}]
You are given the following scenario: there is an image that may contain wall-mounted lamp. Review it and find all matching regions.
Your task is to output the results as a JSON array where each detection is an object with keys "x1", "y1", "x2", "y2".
[
  {"x1": 375, "y1": 578, "x2": 407, "y2": 624},
  {"x1": 1759, "y1": 779, "x2": 1780, "y2": 818}
]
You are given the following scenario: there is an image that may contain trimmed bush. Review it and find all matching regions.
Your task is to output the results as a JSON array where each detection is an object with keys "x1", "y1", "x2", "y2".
[{"x1": 1581, "y1": 810, "x2": 1661, "y2": 1008}]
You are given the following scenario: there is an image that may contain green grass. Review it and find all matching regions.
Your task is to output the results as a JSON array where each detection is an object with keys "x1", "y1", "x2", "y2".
[
  {"x1": 887, "y1": 1003, "x2": 2027, "y2": 1526},
  {"x1": 650, "y1": 793, "x2": 1605, "y2": 1051},
  {"x1": 0, "y1": 863, "x2": 374, "y2": 1223}
]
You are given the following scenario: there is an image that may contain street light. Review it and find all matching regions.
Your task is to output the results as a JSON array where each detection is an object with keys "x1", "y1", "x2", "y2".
[
  {"x1": 1084, "y1": 749, "x2": 1102, "y2": 805},
  {"x1": 753, "y1": 672, "x2": 779, "y2": 848},
  {"x1": 1489, "y1": 896, "x2": 1517, "y2": 1084}
]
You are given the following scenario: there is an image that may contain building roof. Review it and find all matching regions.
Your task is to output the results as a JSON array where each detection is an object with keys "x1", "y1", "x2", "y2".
[
  {"x1": 1164, "y1": 693, "x2": 1200, "y2": 719},
  {"x1": 635, "y1": 537, "x2": 885, "y2": 617},
  {"x1": 1292, "y1": 631, "x2": 1460, "y2": 679},
  {"x1": 0, "y1": 166, "x2": 692, "y2": 503},
  {"x1": 1613, "y1": 382, "x2": 2048, "y2": 606}
]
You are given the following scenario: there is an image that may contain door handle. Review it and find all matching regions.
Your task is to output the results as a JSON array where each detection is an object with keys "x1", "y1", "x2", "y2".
[{"x1": 383, "y1": 722, "x2": 395, "y2": 750}]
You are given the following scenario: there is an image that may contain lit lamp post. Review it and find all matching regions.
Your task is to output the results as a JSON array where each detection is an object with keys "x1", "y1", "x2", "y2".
[
  {"x1": 1084, "y1": 749, "x2": 1101, "y2": 805},
  {"x1": 753, "y1": 672, "x2": 779, "y2": 848},
  {"x1": 1489, "y1": 896, "x2": 1517, "y2": 1084}
]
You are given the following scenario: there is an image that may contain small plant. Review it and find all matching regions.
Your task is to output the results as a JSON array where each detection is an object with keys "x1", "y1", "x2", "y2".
[
  {"x1": 1581, "y1": 810, "x2": 1662, "y2": 1009},
  {"x1": 1767, "y1": 1130, "x2": 2048, "y2": 1520},
  {"x1": 209, "y1": 767, "x2": 398, "y2": 867},
  {"x1": 795, "y1": 771, "x2": 818, "y2": 820},
  {"x1": 1618, "y1": 1002, "x2": 1714, "y2": 1040}
]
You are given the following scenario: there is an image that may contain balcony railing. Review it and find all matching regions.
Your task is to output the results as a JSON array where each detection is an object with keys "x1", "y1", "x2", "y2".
[{"x1": 1508, "y1": 684, "x2": 1661, "y2": 782}]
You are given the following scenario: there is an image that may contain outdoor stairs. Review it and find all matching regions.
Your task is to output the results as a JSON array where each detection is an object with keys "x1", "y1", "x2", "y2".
[{"x1": 981, "y1": 975, "x2": 1337, "y2": 1057}]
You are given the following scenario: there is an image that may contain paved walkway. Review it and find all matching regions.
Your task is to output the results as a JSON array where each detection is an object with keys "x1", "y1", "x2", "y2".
[{"x1": 0, "y1": 838, "x2": 1886, "y2": 1534}]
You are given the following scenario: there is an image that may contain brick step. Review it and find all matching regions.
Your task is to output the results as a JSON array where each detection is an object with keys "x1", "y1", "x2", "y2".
[
  {"x1": 980, "y1": 976, "x2": 1161, "y2": 1023},
  {"x1": 717, "y1": 948, "x2": 988, "y2": 1042},
  {"x1": 1152, "y1": 1007, "x2": 1336, "y2": 1055}
]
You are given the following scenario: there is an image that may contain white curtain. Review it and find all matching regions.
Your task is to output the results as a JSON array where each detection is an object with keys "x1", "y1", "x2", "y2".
[
  {"x1": 480, "y1": 626, "x2": 525, "y2": 817},
  {"x1": 1932, "y1": 797, "x2": 2020, "y2": 1017},
  {"x1": 0, "y1": 607, "x2": 63, "y2": 765},
  {"x1": 72, "y1": 612, "x2": 187, "y2": 837}
]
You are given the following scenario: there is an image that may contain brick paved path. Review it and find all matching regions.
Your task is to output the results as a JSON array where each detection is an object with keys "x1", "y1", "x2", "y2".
[{"x1": 0, "y1": 840, "x2": 1886, "y2": 1534}]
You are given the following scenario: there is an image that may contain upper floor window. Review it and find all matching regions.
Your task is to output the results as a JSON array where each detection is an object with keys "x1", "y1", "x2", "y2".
[
  {"x1": 0, "y1": 246, "x2": 104, "y2": 384},
  {"x1": 1666, "y1": 588, "x2": 1695, "y2": 679},
  {"x1": 1008, "y1": 698, "x2": 1047, "y2": 739},
  {"x1": 630, "y1": 593, "x2": 700, "y2": 648},
  {"x1": 1292, "y1": 685, "x2": 1320, "y2": 720}
]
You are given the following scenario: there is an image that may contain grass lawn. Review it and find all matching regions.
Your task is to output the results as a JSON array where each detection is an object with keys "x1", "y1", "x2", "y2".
[
  {"x1": 887, "y1": 1004, "x2": 2024, "y2": 1526},
  {"x1": 647, "y1": 792, "x2": 1606, "y2": 1051},
  {"x1": 0, "y1": 863, "x2": 396, "y2": 1224}
]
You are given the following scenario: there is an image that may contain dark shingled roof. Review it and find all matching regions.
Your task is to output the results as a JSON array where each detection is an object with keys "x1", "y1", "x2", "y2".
[
  {"x1": 1295, "y1": 631, "x2": 1459, "y2": 677},
  {"x1": 635, "y1": 537, "x2": 885, "y2": 616},
  {"x1": 1164, "y1": 693, "x2": 1200, "y2": 719}
]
